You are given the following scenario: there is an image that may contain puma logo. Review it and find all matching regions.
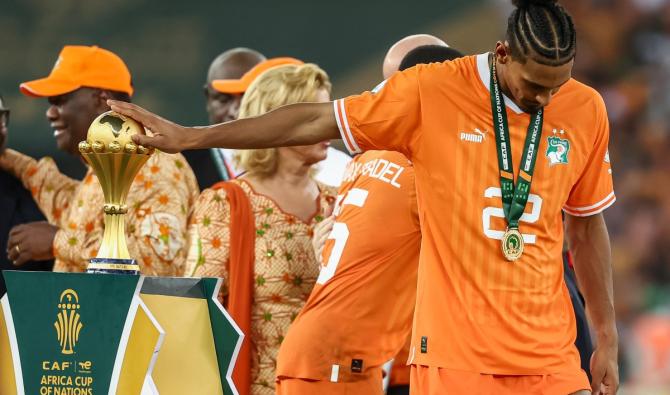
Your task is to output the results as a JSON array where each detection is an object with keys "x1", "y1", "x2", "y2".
[{"x1": 460, "y1": 128, "x2": 486, "y2": 143}]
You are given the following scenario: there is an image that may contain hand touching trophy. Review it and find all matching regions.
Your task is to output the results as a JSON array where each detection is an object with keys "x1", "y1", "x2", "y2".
[{"x1": 78, "y1": 111, "x2": 153, "y2": 275}]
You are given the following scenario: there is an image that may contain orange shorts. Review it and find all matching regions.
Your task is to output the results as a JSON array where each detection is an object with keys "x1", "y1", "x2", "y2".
[
  {"x1": 275, "y1": 372, "x2": 383, "y2": 395},
  {"x1": 410, "y1": 365, "x2": 591, "y2": 395}
]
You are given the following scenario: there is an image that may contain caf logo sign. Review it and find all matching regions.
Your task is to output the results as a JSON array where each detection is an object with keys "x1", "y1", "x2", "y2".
[{"x1": 54, "y1": 289, "x2": 84, "y2": 355}]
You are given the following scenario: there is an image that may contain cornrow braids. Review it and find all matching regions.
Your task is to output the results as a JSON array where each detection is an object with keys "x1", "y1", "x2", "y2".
[{"x1": 506, "y1": 0, "x2": 577, "y2": 66}]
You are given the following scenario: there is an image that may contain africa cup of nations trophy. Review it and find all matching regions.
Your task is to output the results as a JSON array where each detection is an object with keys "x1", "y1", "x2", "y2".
[{"x1": 78, "y1": 111, "x2": 153, "y2": 275}]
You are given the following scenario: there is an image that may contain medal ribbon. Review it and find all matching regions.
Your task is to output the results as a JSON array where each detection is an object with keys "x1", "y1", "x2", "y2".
[{"x1": 490, "y1": 56, "x2": 544, "y2": 229}]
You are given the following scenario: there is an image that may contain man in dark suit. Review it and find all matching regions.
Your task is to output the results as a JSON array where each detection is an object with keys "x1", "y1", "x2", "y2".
[
  {"x1": 182, "y1": 48, "x2": 265, "y2": 189},
  {"x1": 0, "y1": 95, "x2": 53, "y2": 296}
]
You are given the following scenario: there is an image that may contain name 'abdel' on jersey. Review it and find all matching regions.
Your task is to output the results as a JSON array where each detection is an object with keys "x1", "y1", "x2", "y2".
[{"x1": 340, "y1": 156, "x2": 405, "y2": 188}]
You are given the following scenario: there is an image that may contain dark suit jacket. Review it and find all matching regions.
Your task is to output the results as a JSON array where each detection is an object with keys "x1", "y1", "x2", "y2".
[
  {"x1": 0, "y1": 170, "x2": 54, "y2": 296},
  {"x1": 182, "y1": 149, "x2": 224, "y2": 190}
]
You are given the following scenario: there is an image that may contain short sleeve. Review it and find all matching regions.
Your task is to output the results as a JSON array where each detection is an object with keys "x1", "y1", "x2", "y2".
[
  {"x1": 563, "y1": 94, "x2": 615, "y2": 216},
  {"x1": 333, "y1": 66, "x2": 423, "y2": 158}
]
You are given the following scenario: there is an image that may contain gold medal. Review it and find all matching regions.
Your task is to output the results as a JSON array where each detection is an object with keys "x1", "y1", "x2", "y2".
[
  {"x1": 489, "y1": 58, "x2": 542, "y2": 263},
  {"x1": 501, "y1": 228, "x2": 524, "y2": 261}
]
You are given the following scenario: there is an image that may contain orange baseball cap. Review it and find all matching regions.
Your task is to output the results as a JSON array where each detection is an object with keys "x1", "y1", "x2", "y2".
[
  {"x1": 212, "y1": 57, "x2": 304, "y2": 94},
  {"x1": 20, "y1": 45, "x2": 133, "y2": 98}
]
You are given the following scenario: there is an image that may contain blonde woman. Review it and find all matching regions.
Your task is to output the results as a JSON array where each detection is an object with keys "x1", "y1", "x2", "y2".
[{"x1": 186, "y1": 63, "x2": 337, "y2": 395}]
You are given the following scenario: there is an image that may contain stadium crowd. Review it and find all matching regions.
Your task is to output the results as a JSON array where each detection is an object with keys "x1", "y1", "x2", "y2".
[{"x1": 558, "y1": 0, "x2": 670, "y2": 389}]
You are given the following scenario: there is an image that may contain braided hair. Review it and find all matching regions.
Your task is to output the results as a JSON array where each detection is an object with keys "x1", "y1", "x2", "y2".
[{"x1": 506, "y1": 0, "x2": 577, "y2": 66}]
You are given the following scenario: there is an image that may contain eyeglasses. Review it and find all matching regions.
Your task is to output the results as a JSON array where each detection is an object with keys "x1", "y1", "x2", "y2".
[{"x1": 0, "y1": 109, "x2": 9, "y2": 127}]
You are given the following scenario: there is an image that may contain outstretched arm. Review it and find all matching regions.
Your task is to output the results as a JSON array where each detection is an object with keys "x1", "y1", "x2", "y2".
[
  {"x1": 565, "y1": 212, "x2": 619, "y2": 395},
  {"x1": 108, "y1": 100, "x2": 340, "y2": 154}
]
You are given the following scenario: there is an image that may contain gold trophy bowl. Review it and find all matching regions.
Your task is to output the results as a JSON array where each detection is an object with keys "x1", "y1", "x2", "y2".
[{"x1": 78, "y1": 110, "x2": 154, "y2": 274}]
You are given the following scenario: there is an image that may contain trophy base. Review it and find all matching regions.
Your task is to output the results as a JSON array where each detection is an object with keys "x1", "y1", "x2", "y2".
[{"x1": 87, "y1": 258, "x2": 140, "y2": 275}]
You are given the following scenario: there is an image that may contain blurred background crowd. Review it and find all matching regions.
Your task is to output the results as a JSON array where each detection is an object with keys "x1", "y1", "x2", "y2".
[
  {"x1": 554, "y1": 0, "x2": 670, "y2": 390},
  {"x1": 1, "y1": 0, "x2": 668, "y2": 392}
]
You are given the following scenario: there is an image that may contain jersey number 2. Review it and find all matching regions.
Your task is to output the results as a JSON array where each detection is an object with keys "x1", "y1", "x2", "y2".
[
  {"x1": 316, "y1": 188, "x2": 369, "y2": 284},
  {"x1": 482, "y1": 187, "x2": 543, "y2": 244}
]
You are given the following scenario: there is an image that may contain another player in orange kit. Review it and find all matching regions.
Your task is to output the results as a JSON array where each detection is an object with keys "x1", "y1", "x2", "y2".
[
  {"x1": 275, "y1": 150, "x2": 419, "y2": 394},
  {"x1": 110, "y1": 1, "x2": 619, "y2": 394},
  {"x1": 273, "y1": 43, "x2": 464, "y2": 395}
]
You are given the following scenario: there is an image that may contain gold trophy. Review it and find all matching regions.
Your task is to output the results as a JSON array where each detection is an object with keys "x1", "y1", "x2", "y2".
[{"x1": 78, "y1": 111, "x2": 153, "y2": 274}]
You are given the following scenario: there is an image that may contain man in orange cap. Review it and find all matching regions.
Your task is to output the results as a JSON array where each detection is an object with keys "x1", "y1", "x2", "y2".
[
  {"x1": 209, "y1": 55, "x2": 351, "y2": 187},
  {"x1": 205, "y1": 48, "x2": 267, "y2": 125},
  {"x1": 208, "y1": 55, "x2": 304, "y2": 180},
  {"x1": 2, "y1": 45, "x2": 198, "y2": 276},
  {"x1": 184, "y1": 48, "x2": 266, "y2": 189}
]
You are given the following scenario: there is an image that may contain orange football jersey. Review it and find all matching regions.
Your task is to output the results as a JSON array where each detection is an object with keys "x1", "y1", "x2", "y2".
[
  {"x1": 276, "y1": 150, "x2": 421, "y2": 383},
  {"x1": 333, "y1": 54, "x2": 614, "y2": 375}
]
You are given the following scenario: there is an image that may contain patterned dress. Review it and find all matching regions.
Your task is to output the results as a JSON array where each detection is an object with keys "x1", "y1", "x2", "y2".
[
  {"x1": 1, "y1": 149, "x2": 199, "y2": 275},
  {"x1": 186, "y1": 179, "x2": 336, "y2": 395}
]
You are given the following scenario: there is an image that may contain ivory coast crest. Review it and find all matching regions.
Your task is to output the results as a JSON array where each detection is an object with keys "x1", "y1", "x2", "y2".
[{"x1": 546, "y1": 135, "x2": 570, "y2": 166}]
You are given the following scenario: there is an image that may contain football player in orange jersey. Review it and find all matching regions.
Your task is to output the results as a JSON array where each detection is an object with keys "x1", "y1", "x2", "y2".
[
  {"x1": 272, "y1": 43, "x2": 463, "y2": 395},
  {"x1": 110, "y1": 1, "x2": 619, "y2": 393},
  {"x1": 384, "y1": 40, "x2": 463, "y2": 395},
  {"x1": 275, "y1": 150, "x2": 419, "y2": 395}
]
